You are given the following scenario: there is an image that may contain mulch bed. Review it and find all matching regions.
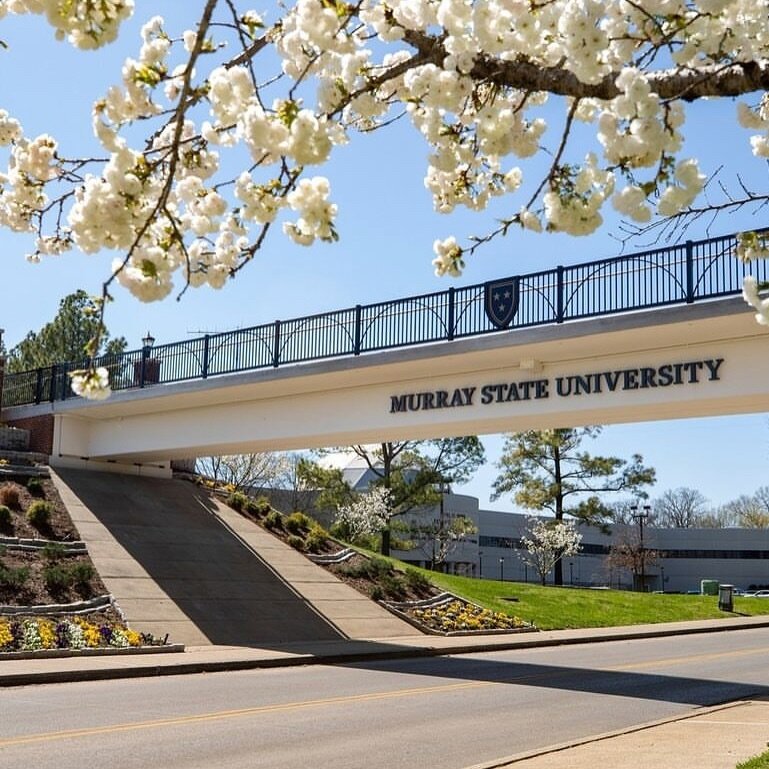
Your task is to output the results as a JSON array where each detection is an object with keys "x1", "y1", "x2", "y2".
[
  {"x1": 0, "y1": 477, "x2": 79, "y2": 541},
  {"x1": 0, "y1": 549, "x2": 108, "y2": 607}
]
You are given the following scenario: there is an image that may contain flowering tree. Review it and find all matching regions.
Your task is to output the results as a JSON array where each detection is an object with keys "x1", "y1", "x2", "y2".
[
  {"x1": 2, "y1": 2, "x2": 769, "y2": 394},
  {"x1": 520, "y1": 517, "x2": 582, "y2": 586},
  {"x1": 333, "y1": 486, "x2": 392, "y2": 544}
]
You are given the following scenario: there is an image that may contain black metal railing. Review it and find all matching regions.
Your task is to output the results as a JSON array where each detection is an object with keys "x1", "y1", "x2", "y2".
[{"x1": 3, "y1": 228, "x2": 766, "y2": 408}]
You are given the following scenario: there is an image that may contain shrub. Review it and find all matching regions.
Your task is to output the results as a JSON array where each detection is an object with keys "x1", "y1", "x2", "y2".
[
  {"x1": 305, "y1": 523, "x2": 329, "y2": 553},
  {"x1": 0, "y1": 565, "x2": 30, "y2": 591},
  {"x1": 42, "y1": 542, "x2": 67, "y2": 562},
  {"x1": 26, "y1": 500, "x2": 53, "y2": 529},
  {"x1": 26, "y1": 477, "x2": 44, "y2": 496},
  {"x1": 263, "y1": 510, "x2": 283, "y2": 530},
  {"x1": 367, "y1": 557, "x2": 395, "y2": 580},
  {"x1": 286, "y1": 534, "x2": 306, "y2": 551},
  {"x1": 370, "y1": 585, "x2": 384, "y2": 601},
  {"x1": 250, "y1": 496, "x2": 272, "y2": 515},
  {"x1": 0, "y1": 505, "x2": 12, "y2": 529},
  {"x1": 243, "y1": 497, "x2": 267, "y2": 517},
  {"x1": 379, "y1": 571, "x2": 406, "y2": 599},
  {"x1": 70, "y1": 562, "x2": 96, "y2": 596},
  {"x1": 0, "y1": 484, "x2": 20, "y2": 509},
  {"x1": 226, "y1": 491, "x2": 248, "y2": 512},
  {"x1": 404, "y1": 567, "x2": 432, "y2": 593},
  {"x1": 284, "y1": 512, "x2": 312, "y2": 535},
  {"x1": 43, "y1": 563, "x2": 72, "y2": 594}
]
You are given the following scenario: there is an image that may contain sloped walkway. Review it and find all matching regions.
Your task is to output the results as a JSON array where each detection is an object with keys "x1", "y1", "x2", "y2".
[{"x1": 51, "y1": 469, "x2": 413, "y2": 648}]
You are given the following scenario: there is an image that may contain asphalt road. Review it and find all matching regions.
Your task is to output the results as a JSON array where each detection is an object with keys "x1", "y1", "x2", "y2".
[{"x1": 3, "y1": 628, "x2": 768, "y2": 769}]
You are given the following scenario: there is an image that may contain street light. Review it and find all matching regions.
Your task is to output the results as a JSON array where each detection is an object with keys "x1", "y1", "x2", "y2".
[
  {"x1": 142, "y1": 331, "x2": 155, "y2": 349},
  {"x1": 499, "y1": 557, "x2": 505, "y2": 582},
  {"x1": 630, "y1": 502, "x2": 651, "y2": 592},
  {"x1": 478, "y1": 550, "x2": 483, "y2": 579},
  {"x1": 660, "y1": 564, "x2": 666, "y2": 593},
  {"x1": 569, "y1": 560, "x2": 574, "y2": 586}
]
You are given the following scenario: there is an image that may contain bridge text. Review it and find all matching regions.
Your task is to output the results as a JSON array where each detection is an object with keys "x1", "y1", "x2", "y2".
[{"x1": 389, "y1": 358, "x2": 724, "y2": 413}]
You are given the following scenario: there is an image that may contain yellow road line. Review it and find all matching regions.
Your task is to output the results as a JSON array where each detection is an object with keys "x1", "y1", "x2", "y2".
[
  {"x1": 0, "y1": 680, "x2": 492, "y2": 748},
  {"x1": 2, "y1": 643, "x2": 765, "y2": 748}
]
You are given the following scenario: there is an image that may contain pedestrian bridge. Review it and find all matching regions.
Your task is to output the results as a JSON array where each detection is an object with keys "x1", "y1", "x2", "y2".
[{"x1": 3, "y1": 229, "x2": 768, "y2": 476}]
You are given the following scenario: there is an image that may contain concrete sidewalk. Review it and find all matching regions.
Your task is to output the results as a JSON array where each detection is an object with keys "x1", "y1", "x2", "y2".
[
  {"x1": 2, "y1": 614, "x2": 769, "y2": 688},
  {"x1": 470, "y1": 699, "x2": 769, "y2": 769}
]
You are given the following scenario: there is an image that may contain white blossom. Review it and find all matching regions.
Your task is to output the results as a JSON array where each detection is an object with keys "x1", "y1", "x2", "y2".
[
  {"x1": 520, "y1": 518, "x2": 582, "y2": 585},
  {"x1": 70, "y1": 367, "x2": 112, "y2": 400},
  {"x1": 335, "y1": 487, "x2": 392, "y2": 542},
  {"x1": 0, "y1": 0, "x2": 768, "y2": 393}
]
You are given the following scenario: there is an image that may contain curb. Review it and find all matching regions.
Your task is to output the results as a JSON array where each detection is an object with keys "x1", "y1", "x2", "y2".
[{"x1": 2, "y1": 616, "x2": 769, "y2": 688}]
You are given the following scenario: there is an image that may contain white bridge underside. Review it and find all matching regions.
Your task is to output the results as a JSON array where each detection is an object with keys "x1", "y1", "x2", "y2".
[{"x1": 4, "y1": 297, "x2": 768, "y2": 475}]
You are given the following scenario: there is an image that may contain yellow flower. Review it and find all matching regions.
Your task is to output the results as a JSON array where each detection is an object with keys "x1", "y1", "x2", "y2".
[
  {"x1": 0, "y1": 621, "x2": 13, "y2": 648},
  {"x1": 38, "y1": 620, "x2": 56, "y2": 649}
]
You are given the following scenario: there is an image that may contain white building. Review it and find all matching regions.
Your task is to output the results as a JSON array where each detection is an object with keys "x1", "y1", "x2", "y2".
[
  {"x1": 319, "y1": 452, "x2": 769, "y2": 592},
  {"x1": 393, "y1": 494, "x2": 769, "y2": 593}
]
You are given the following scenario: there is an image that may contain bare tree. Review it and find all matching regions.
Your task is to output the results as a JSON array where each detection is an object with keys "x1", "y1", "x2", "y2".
[
  {"x1": 410, "y1": 514, "x2": 478, "y2": 571},
  {"x1": 605, "y1": 531, "x2": 659, "y2": 592},
  {"x1": 720, "y1": 490, "x2": 769, "y2": 529},
  {"x1": 653, "y1": 487, "x2": 709, "y2": 528},
  {"x1": 196, "y1": 452, "x2": 289, "y2": 492}
]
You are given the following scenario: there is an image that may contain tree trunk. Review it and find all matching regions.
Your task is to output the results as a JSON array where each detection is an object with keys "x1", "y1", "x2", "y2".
[
  {"x1": 381, "y1": 526, "x2": 391, "y2": 557},
  {"x1": 553, "y1": 445, "x2": 564, "y2": 586},
  {"x1": 553, "y1": 558, "x2": 563, "y2": 586}
]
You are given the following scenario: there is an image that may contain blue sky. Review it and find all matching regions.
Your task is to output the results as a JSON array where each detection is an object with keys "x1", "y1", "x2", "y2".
[{"x1": 1, "y1": 4, "x2": 768, "y2": 513}]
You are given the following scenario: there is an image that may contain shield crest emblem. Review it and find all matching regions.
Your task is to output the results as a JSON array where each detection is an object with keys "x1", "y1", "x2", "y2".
[{"x1": 484, "y1": 278, "x2": 520, "y2": 329}]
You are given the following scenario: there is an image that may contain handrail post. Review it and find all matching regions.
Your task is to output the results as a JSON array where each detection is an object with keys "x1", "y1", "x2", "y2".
[
  {"x1": 273, "y1": 320, "x2": 281, "y2": 368},
  {"x1": 140, "y1": 346, "x2": 148, "y2": 388},
  {"x1": 202, "y1": 334, "x2": 210, "y2": 379},
  {"x1": 49, "y1": 365, "x2": 57, "y2": 402},
  {"x1": 353, "y1": 305, "x2": 362, "y2": 355},
  {"x1": 35, "y1": 368, "x2": 44, "y2": 405},
  {"x1": 556, "y1": 266, "x2": 565, "y2": 323},
  {"x1": 685, "y1": 239, "x2": 694, "y2": 303},
  {"x1": 447, "y1": 287, "x2": 455, "y2": 341}
]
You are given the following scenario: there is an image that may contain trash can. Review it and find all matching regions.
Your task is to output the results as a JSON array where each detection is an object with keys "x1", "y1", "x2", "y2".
[
  {"x1": 718, "y1": 584, "x2": 734, "y2": 612},
  {"x1": 701, "y1": 579, "x2": 719, "y2": 596}
]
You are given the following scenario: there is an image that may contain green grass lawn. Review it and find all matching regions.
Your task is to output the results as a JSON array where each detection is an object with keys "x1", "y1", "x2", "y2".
[
  {"x1": 425, "y1": 571, "x2": 769, "y2": 630},
  {"x1": 737, "y1": 750, "x2": 769, "y2": 769},
  {"x1": 348, "y1": 547, "x2": 769, "y2": 630}
]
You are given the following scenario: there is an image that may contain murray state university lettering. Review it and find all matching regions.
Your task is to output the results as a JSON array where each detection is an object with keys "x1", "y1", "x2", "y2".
[{"x1": 389, "y1": 358, "x2": 724, "y2": 413}]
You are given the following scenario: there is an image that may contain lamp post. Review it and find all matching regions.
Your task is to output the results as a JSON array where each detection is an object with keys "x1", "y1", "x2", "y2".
[
  {"x1": 139, "y1": 331, "x2": 156, "y2": 388},
  {"x1": 499, "y1": 557, "x2": 505, "y2": 582},
  {"x1": 569, "y1": 560, "x2": 574, "y2": 586},
  {"x1": 524, "y1": 563, "x2": 528, "y2": 583},
  {"x1": 630, "y1": 503, "x2": 651, "y2": 592},
  {"x1": 660, "y1": 564, "x2": 666, "y2": 593},
  {"x1": 478, "y1": 550, "x2": 483, "y2": 579}
]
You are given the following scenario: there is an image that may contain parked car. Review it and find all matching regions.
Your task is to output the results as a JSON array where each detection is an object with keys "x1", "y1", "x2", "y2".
[{"x1": 751, "y1": 590, "x2": 769, "y2": 598}]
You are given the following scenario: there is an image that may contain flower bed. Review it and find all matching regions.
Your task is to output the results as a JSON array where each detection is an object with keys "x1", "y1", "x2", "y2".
[
  {"x1": 0, "y1": 615, "x2": 167, "y2": 653},
  {"x1": 382, "y1": 593, "x2": 536, "y2": 636}
]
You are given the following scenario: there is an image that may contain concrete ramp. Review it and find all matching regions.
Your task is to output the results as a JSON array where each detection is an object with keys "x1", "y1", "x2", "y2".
[{"x1": 52, "y1": 469, "x2": 413, "y2": 647}]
